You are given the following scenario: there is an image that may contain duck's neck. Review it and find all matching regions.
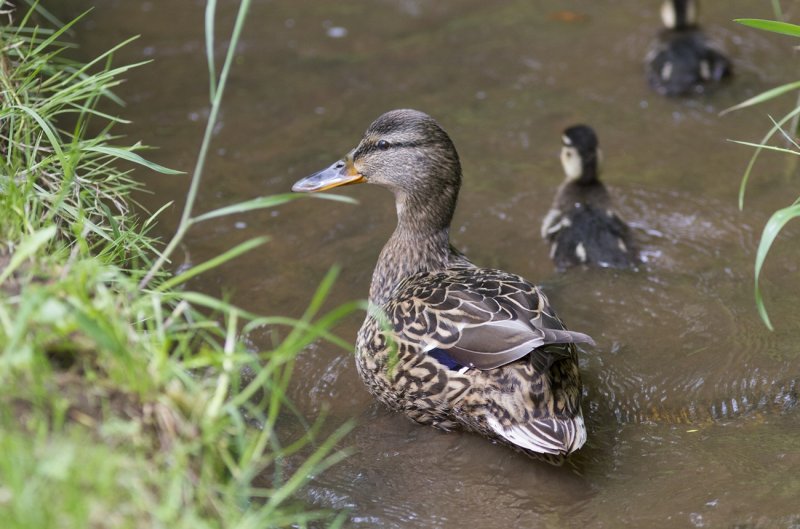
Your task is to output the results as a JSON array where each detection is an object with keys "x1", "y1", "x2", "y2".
[
  {"x1": 574, "y1": 160, "x2": 599, "y2": 186},
  {"x1": 368, "y1": 186, "x2": 460, "y2": 306}
]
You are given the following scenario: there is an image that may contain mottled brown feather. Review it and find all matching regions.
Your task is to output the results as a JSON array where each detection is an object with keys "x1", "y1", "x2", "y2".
[{"x1": 295, "y1": 109, "x2": 593, "y2": 464}]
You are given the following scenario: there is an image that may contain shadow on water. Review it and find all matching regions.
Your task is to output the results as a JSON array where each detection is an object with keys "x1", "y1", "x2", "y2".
[{"x1": 58, "y1": 0, "x2": 800, "y2": 527}]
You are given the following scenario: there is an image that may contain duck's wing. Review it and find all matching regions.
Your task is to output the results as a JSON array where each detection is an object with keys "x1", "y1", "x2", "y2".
[
  {"x1": 390, "y1": 268, "x2": 594, "y2": 370},
  {"x1": 701, "y1": 46, "x2": 732, "y2": 82}
]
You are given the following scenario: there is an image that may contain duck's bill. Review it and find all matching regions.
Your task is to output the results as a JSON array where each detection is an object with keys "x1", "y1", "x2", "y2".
[{"x1": 292, "y1": 159, "x2": 365, "y2": 193}]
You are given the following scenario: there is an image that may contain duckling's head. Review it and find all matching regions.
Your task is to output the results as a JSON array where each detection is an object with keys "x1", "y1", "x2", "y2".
[
  {"x1": 661, "y1": 0, "x2": 699, "y2": 30},
  {"x1": 560, "y1": 124, "x2": 602, "y2": 184},
  {"x1": 293, "y1": 109, "x2": 462, "y2": 229}
]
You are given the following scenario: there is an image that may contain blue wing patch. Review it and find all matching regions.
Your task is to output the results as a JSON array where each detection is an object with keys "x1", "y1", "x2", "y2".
[{"x1": 428, "y1": 348, "x2": 465, "y2": 371}]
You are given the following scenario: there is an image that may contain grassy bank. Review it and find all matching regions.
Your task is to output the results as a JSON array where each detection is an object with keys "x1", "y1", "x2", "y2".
[{"x1": 0, "y1": 4, "x2": 353, "y2": 528}]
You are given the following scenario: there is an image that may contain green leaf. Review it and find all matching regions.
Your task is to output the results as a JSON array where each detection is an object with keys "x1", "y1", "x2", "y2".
[
  {"x1": 144, "y1": 201, "x2": 174, "y2": 228},
  {"x1": 84, "y1": 145, "x2": 184, "y2": 174},
  {"x1": 734, "y1": 18, "x2": 800, "y2": 37},
  {"x1": 0, "y1": 225, "x2": 57, "y2": 284},
  {"x1": 159, "y1": 291, "x2": 261, "y2": 321},
  {"x1": 727, "y1": 139, "x2": 800, "y2": 156},
  {"x1": 13, "y1": 105, "x2": 70, "y2": 178},
  {"x1": 155, "y1": 236, "x2": 269, "y2": 291},
  {"x1": 730, "y1": 105, "x2": 800, "y2": 209},
  {"x1": 192, "y1": 192, "x2": 357, "y2": 223},
  {"x1": 719, "y1": 80, "x2": 800, "y2": 116},
  {"x1": 205, "y1": 0, "x2": 218, "y2": 101},
  {"x1": 753, "y1": 202, "x2": 800, "y2": 330}
]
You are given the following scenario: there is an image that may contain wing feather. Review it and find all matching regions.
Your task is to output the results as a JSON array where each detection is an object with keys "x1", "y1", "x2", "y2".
[{"x1": 390, "y1": 268, "x2": 594, "y2": 370}]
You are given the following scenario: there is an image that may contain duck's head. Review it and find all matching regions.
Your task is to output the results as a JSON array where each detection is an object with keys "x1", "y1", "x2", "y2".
[
  {"x1": 293, "y1": 109, "x2": 462, "y2": 229},
  {"x1": 661, "y1": 0, "x2": 699, "y2": 30},
  {"x1": 560, "y1": 124, "x2": 601, "y2": 185}
]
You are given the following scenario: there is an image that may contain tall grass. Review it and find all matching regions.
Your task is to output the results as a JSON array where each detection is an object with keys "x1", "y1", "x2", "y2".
[
  {"x1": 722, "y1": 17, "x2": 800, "y2": 331},
  {"x1": 0, "y1": 2, "x2": 359, "y2": 527}
]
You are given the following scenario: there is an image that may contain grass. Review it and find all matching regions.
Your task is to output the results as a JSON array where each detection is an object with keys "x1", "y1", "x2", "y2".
[
  {"x1": 723, "y1": 17, "x2": 800, "y2": 331},
  {"x1": 0, "y1": 2, "x2": 359, "y2": 527}
]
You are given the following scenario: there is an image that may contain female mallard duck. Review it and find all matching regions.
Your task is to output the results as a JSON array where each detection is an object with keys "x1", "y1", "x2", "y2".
[
  {"x1": 541, "y1": 125, "x2": 637, "y2": 270},
  {"x1": 646, "y1": 0, "x2": 732, "y2": 96},
  {"x1": 292, "y1": 109, "x2": 594, "y2": 464}
]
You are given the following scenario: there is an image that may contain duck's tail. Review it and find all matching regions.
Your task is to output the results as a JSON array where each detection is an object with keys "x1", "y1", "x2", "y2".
[{"x1": 485, "y1": 409, "x2": 587, "y2": 464}]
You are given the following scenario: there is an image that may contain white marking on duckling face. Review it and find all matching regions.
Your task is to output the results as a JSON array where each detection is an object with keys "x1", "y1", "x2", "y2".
[
  {"x1": 560, "y1": 146, "x2": 583, "y2": 181},
  {"x1": 562, "y1": 134, "x2": 573, "y2": 146},
  {"x1": 699, "y1": 60, "x2": 711, "y2": 80},
  {"x1": 662, "y1": 0, "x2": 698, "y2": 28},
  {"x1": 661, "y1": 61, "x2": 673, "y2": 81},
  {"x1": 660, "y1": 0, "x2": 676, "y2": 29},
  {"x1": 575, "y1": 242, "x2": 587, "y2": 263}
]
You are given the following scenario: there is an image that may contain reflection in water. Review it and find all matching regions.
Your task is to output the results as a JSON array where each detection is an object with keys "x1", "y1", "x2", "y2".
[{"x1": 61, "y1": 0, "x2": 800, "y2": 527}]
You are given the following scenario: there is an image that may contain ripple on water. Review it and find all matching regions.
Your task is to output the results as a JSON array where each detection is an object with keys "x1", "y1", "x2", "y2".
[
  {"x1": 556, "y1": 188, "x2": 798, "y2": 428},
  {"x1": 302, "y1": 406, "x2": 595, "y2": 528},
  {"x1": 457, "y1": 184, "x2": 799, "y2": 430}
]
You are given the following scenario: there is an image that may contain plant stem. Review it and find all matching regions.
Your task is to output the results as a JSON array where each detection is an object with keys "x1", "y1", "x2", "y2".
[
  {"x1": 139, "y1": 0, "x2": 252, "y2": 289},
  {"x1": 771, "y1": 0, "x2": 784, "y2": 20}
]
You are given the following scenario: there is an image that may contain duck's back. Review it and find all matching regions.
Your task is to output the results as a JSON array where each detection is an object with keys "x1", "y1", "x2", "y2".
[
  {"x1": 543, "y1": 183, "x2": 636, "y2": 270},
  {"x1": 647, "y1": 29, "x2": 731, "y2": 96},
  {"x1": 355, "y1": 265, "x2": 591, "y2": 462}
]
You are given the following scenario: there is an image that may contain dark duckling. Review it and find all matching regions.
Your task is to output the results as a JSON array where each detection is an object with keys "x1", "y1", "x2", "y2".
[
  {"x1": 293, "y1": 109, "x2": 594, "y2": 464},
  {"x1": 646, "y1": 0, "x2": 732, "y2": 96},
  {"x1": 541, "y1": 125, "x2": 637, "y2": 270}
]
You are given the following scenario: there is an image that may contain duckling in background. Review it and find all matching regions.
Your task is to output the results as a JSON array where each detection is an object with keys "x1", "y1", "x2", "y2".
[
  {"x1": 293, "y1": 109, "x2": 594, "y2": 464},
  {"x1": 646, "y1": 0, "x2": 732, "y2": 96},
  {"x1": 541, "y1": 125, "x2": 637, "y2": 270}
]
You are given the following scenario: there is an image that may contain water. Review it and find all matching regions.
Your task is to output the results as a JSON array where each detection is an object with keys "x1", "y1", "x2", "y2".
[{"x1": 60, "y1": 1, "x2": 800, "y2": 527}]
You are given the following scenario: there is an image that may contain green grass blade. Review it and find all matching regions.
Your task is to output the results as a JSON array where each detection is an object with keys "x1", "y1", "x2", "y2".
[
  {"x1": 155, "y1": 236, "x2": 269, "y2": 291},
  {"x1": 84, "y1": 146, "x2": 184, "y2": 174},
  {"x1": 727, "y1": 139, "x2": 800, "y2": 156},
  {"x1": 769, "y1": 115, "x2": 800, "y2": 150},
  {"x1": 753, "y1": 202, "x2": 800, "y2": 330},
  {"x1": 720, "y1": 80, "x2": 800, "y2": 116},
  {"x1": 162, "y1": 291, "x2": 262, "y2": 321},
  {"x1": 734, "y1": 18, "x2": 800, "y2": 37},
  {"x1": 771, "y1": 0, "x2": 784, "y2": 20},
  {"x1": 205, "y1": 0, "x2": 217, "y2": 101},
  {"x1": 13, "y1": 104, "x2": 70, "y2": 178},
  {"x1": 192, "y1": 192, "x2": 357, "y2": 223},
  {"x1": 262, "y1": 422, "x2": 354, "y2": 515},
  {"x1": 19, "y1": 0, "x2": 67, "y2": 28},
  {"x1": 0, "y1": 225, "x2": 57, "y2": 284},
  {"x1": 730, "y1": 105, "x2": 800, "y2": 209},
  {"x1": 144, "y1": 201, "x2": 174, "y2": 228}
]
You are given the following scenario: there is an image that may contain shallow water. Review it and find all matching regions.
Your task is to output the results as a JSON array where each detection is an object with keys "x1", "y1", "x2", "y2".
[{"x1": 61, "y1": 1, "x2": 799, "y2": 527}]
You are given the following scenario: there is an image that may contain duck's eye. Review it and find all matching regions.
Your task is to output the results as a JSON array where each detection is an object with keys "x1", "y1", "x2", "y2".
[{"x1": 376, "y1": 139, "x2": 390, "y2": 151}]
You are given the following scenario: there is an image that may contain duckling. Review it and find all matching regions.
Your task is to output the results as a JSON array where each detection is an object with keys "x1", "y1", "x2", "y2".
[
  {"x1": 293, "y1": 109, "x2": 594, "y2": 464},
  {"x1": 541, "y1": 125, "x2": 637, "y2": 270},
  {"x1": 646, "y1": 0, "x2": 732, "y2": 96}
]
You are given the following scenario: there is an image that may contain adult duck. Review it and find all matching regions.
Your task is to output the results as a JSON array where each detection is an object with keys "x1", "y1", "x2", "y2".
[
  {"x1": 292, "y1": 109, "x2": 594, "y2": 464},
  {"x1": 646, "y1": 0, "x2": 732, "y2": 96},
  {"x1": 541, "y1": 124, "x2": 638, "y2": 270}
]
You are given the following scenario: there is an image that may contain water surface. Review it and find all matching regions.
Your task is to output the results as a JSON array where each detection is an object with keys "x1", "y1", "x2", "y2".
[{"x1": 61, "y1": 1, "x2": 800, "y2": 527}]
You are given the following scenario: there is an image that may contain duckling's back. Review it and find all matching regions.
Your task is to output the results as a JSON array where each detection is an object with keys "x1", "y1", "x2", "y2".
[
  {"x1": 543, "y1": 183, "x2": 637, "y2": 270},
  {"x1": 550, "y1": 203, "x2": 636, "y2": 269},
  {"x1": 647, "y1": 29, "x2": 732, "y2": 96}
]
